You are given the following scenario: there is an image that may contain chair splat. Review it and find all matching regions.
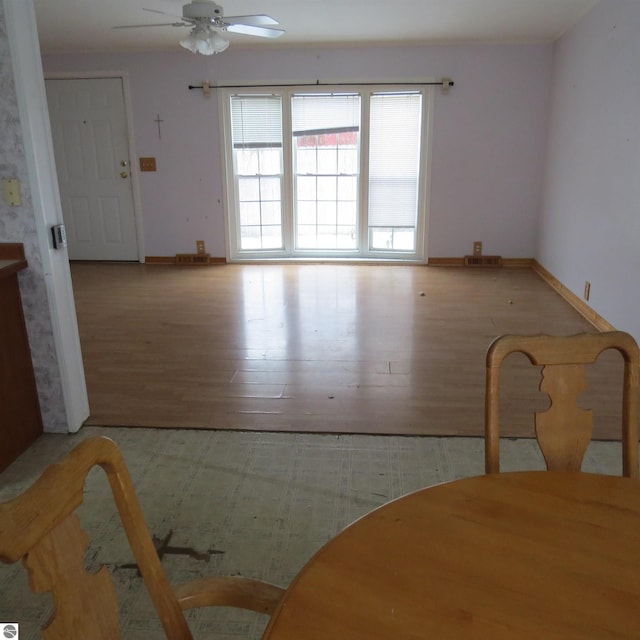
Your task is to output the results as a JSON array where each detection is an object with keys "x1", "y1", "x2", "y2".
[
  {"x1": 25, "y1": 514, "x2": 121, "y2": 640},
  {"x1": 535, "y1": 363, "x2": 592, "y2": 472}
]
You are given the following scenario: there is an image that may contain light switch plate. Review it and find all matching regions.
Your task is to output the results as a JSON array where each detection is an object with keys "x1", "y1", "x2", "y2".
[{"x1": 2, "y1": 178, "x2": 21, "y2": 206}]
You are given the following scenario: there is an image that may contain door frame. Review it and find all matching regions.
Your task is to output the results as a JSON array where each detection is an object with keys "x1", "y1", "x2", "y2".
[
  {"x1": 45, "y1": 71, "x2": 146, "y2": 263},
  {"x1": 4, "y1": 0, "x2": 89, "y2": 432}
]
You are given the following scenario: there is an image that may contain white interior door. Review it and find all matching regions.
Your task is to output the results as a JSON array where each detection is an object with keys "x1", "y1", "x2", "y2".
[{"x1": 45, "y1": 77, "x2": 139, "y2": 261}]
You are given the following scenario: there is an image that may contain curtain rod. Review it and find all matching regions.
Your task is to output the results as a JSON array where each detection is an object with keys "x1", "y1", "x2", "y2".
[{"x1": 188, "y1": 79, "x2": 454, "y2": 91}]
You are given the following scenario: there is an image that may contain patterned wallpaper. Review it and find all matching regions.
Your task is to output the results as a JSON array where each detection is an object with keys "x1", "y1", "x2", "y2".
[{"x1": 0, "y1": 4, "x2": 69, "y2": 432}]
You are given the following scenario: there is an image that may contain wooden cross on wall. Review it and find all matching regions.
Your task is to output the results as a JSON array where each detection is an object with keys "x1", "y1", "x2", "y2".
[{"x1": 154, "y1": 113, "x2": 164, "y2": 140}]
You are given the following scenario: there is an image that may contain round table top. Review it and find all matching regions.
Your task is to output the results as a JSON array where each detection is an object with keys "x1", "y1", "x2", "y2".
[{"x1": 262, "y1": 471, "x2": 640, "y2": 639}]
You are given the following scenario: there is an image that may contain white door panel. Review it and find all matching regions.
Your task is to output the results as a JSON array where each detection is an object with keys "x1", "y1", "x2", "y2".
[{"x1": 46, "y1": 77, "x2": 139, "y2": 261}]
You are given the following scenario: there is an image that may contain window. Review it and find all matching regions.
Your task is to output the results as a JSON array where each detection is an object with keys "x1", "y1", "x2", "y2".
[
  {"x1": 222, "y1": 85, "x2": 432, "y2": 261},
  {"x1": 292, "y1": 93, "x2": 360, "y2": 250},
  {"x1": 231, "y1": 95, "x2": 283, "y2": 250},
  {"x1": 368, "y1": 93, "x2": 422, "y2": 252}
]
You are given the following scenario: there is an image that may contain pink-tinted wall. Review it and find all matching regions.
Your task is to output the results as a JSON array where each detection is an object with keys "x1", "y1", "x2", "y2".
[
  {"x1": 539, "y1": 0, "x2": 640, "y2": 338},
  {"x1": 43, "y1": 42, "x2": 552, "y2": 260}
]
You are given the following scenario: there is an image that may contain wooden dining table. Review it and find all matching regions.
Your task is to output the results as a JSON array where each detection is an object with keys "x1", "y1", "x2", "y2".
[{"x1": 261, "y1": 471, "x2": 640, "y2": 639}]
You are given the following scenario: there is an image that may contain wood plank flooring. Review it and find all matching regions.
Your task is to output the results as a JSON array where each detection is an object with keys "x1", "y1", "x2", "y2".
[{"x1": 69, "y1": 263, "x2": 625, "y2": 438}]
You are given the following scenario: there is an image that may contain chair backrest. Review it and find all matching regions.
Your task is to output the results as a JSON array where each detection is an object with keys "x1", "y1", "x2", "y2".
[
  {"x1": 0, "y1": 436, "x2": 284, "y2": 639},
  {"x1": 484, "y1": 331, "x2": 639, "y2": 478}
]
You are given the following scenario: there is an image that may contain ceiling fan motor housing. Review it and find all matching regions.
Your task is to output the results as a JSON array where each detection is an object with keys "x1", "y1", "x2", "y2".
[{"x1": 183, "y1": 1, "x2": 223, "y2": 20}]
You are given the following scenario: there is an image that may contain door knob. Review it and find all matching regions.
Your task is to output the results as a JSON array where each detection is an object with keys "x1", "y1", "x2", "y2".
[
  {"x1": 121, "y1": 160, "x2": 128, "y2": 167},
  {"x1": 120, "y1": 171, "x2": 129, "y2": 179}
]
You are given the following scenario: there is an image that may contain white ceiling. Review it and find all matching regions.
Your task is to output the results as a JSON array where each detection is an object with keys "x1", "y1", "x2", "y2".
[{"x1": 34, "y1": 0, "x2": 600, "y2": 55}]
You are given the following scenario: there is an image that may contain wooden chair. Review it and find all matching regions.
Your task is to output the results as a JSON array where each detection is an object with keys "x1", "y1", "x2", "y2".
[
  {"x1": 485, "y1": 331, "x2": 640, "y2": 478},
  {"x1": 0, "y1": 436, "x2": 285, "y2": 639}
]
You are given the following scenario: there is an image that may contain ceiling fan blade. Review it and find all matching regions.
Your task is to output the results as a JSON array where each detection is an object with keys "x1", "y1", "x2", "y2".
[
  {"x1": 143, "y1": 7, "x2": 184, "y2": 19},
  {"x1": 223, "y1": 14, "x2": 279, "y2": 27},
  {"x1": 226, "y1": 24, "x2": 285, "y2": 38},
  {"x1": 113, "y1": 22, "x2": 190, "y2": 29}
]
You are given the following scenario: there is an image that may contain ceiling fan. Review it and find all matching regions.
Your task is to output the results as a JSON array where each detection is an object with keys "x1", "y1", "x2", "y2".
[{"x1": 114, "y1": 1, "x2": 285, "y2": 55}]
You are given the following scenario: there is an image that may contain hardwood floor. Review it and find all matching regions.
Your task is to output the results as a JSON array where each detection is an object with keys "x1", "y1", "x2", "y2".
[{"x1": 69, "y1": 263, "x2": 624, "y2": 438}]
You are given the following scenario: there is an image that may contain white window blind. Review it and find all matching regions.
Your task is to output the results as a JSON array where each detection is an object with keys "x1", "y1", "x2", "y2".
[
  {"x1": 231, "y1": 95, "x2": 282, "y2": 148},
  {"x1": 368, "y1": 92, "x2": 422, "y2": 228},
  {"x1": 292, "y1": 93, "x2": 360, "y2": 137}
]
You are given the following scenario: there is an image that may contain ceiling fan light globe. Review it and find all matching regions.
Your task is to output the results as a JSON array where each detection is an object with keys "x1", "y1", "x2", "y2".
[
  {"x1": 197, "y1": 39, "x2": 214, "y2": 54},
  {"x1": 179, "y1": 32, "x2": 199, "y2": 53},
  {"x1": 179, "y1": 24, "x2": 228, "y2": 55},
  {"x1": 210, "y1": 31, "x2": 230, "y2": 52}
]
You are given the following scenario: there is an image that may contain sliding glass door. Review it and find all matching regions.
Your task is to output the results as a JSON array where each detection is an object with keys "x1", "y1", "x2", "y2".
[{"x1": 222, "y1": 84, "x2": 432, "y2": 261}]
